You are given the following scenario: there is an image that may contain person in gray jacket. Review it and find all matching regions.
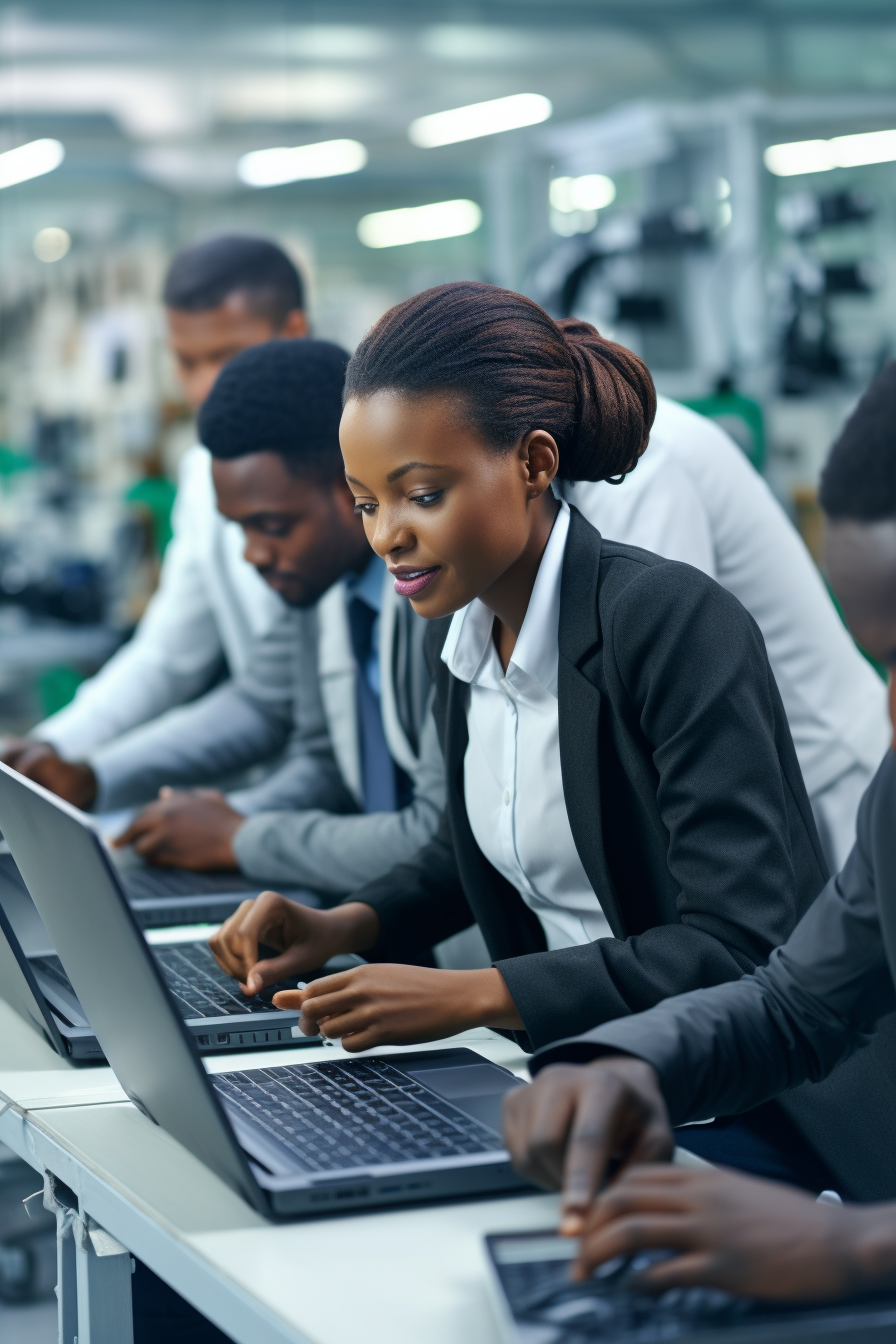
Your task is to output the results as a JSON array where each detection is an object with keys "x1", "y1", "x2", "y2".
[
  {"x1": 30, "y1": 338, "x2": 445, "y2": 903},
  {"x1": 501, "y1": 362, "x2": 896, "y2": 1303}
]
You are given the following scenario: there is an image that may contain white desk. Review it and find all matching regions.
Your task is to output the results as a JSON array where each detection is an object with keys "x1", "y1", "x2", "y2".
[{"x1": 0, "y1": 1000, "x2": 557, "y2": 1344}]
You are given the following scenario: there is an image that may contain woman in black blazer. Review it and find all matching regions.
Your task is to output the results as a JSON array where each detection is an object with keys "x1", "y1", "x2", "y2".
[{"x1": 211, "y1": 282, "x2": 827, "y2": 1064}]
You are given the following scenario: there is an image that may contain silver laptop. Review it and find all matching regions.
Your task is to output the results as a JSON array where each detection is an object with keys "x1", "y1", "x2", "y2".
[
  {"x1": 0, "y1": 777, "x2": 361, "y2": 1063},
  {"x1": 0, "y1": 762, "x2": 530, "y2": 1216}
]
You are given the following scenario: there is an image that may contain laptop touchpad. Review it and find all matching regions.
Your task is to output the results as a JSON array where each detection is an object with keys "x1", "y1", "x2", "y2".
[{"x1": 409, "y1": 1063, "x2": 523, "y2": 1135}]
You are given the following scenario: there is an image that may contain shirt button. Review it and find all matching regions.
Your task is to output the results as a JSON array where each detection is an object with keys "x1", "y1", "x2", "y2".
[{"x1": 503, "y1": 790, "x2": 511, "y2": 806}]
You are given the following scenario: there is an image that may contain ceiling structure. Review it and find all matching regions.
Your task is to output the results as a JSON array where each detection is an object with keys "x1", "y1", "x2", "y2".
[{"x1": 0, "y1": 1, "x2": 893, "y2": 194}]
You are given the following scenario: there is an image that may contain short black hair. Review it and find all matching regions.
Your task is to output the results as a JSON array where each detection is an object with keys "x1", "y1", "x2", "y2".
[
  {"x1": 820, "y1": 361, "x2": 896, "y2": 521},
  {"x1": 163, "y1": 234, "x2": 305, "y2": 326},
  {"x1": 199, "y1": 338, "x2": 349, "y2": 481}
]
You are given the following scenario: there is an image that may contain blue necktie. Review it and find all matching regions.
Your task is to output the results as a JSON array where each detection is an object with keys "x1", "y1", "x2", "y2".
[{"x1": 348, "y1": 596, "x2": 397, "y2": 813}]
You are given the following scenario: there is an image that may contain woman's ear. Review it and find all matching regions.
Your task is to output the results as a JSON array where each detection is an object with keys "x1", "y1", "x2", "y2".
[{"x1": 520, "y1": 429, "x2": 560, "y2": 497}]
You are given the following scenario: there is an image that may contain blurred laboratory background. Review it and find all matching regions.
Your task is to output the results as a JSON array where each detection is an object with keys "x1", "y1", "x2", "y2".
[{"x1": 0, "y1": 0, "x2": 894, "y2": 741}]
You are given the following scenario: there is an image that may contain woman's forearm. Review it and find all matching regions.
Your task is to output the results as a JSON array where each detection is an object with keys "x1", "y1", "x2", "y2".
[{"x1": 468, "y1": 968, "x2": 524, "y2": 1031}]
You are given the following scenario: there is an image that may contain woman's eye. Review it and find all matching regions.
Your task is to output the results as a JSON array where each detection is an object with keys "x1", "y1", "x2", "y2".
[
  {"x1": 411, "y1": 490, "x2": 444, "y2": 508},
  {"x1": 353, "y1": 502, "x2": 377, "y2": 516}
]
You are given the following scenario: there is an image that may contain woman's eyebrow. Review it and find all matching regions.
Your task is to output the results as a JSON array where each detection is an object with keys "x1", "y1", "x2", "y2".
[{"x1": 386, "y1": 460, "x2": 444, "y2": 483}]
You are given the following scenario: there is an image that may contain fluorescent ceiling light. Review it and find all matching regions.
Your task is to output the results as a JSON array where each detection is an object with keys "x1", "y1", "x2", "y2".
[
  {"x1": 832, "y1": 128, "x2": 896, "y2": 167},
  {"x1": 358, "y1": 199, "x2": 482, "y2": 248},
  {"x1": 550, "y1": 174, "x2": 616, "y2": 212},
  {"x1": 765, "y1": 128, "x2": 896, "y2": 176},
  {"x1": 239, "y1": 139, "x2": 367, "y2": 188},
  {"x1": 409, "y1": 93, "x2": 551, "y2": 148},
  {"x1": 0, "y1": 138, "x2": 64, "y2": 189}
]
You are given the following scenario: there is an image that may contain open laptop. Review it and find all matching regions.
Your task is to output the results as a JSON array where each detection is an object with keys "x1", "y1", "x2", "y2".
[
  {"x1": 1, "y1": 829, "x2": 322, "y2": 932},
  {"x1": 0, "y1": 777, "x2": 364, "y2": 1063},
  {"x1": 0, "y1": 762, "x2": 530, "y2": 1217},
  {"x1": 484, "y1": 1230, "x2": 896, "y2": 1343}
]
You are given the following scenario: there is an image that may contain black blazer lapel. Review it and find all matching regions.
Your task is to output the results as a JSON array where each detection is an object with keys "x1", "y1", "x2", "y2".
[{"x1": 558, "y1": 510, "x2": 627, "y2": 938}]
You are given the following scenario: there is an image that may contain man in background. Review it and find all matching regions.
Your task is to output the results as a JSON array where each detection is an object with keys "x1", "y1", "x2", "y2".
[{"x1": 1, "y1": 233, "x2": 307, "y2": 802}]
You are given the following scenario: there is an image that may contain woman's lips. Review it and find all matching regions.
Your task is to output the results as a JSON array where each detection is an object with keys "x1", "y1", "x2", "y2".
[{"x1": 391, "y1": 566, "x2": 441, "y2": 597}]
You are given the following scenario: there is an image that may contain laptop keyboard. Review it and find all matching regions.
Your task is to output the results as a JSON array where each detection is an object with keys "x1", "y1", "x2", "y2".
[
  {"x1": 152, "y1": 942, "x2": 287, "y2": 1018},
  {"x1": 32, "y1": 942, "x2": 288, "y2": 1021},
  {"x1": 213, "y1": 1057, "x2": 505, "y2": 1172}
]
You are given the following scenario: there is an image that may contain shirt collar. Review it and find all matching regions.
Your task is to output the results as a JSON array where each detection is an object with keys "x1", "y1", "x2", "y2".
[
  {"x1": 344, "y1": 553, "x2": 386, "y2": 613},
  {"x1": 442, "y1": 499, "x2": 570, "y2": 698}
]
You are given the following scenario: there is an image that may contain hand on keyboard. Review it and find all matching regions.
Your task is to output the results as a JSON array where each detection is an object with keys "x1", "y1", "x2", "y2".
[
  {"x1": 570, "y1": 1164, "x2": 874, "y2": 1303},
  {"x1": 271, "y1": 961, "x2": 523, "y2": 1051},
  {"x1": 209, "y1": 891, "x2": 381, "y2": 996}
]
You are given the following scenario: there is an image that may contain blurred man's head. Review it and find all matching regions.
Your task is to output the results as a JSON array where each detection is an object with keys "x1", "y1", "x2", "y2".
[
  {"x1": 200, "y1": 339, "x2": 369, "y2": 608},
  {"x1": 164, "y1": 234, "x2": 308, "y2": 409},
  {"x1": 821, "y1": 362, "x2": 896, "y2": 729}
]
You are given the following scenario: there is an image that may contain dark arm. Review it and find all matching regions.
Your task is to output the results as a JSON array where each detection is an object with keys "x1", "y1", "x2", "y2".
[
  {"x1": 345, "y1": 808, "x2": 477, "y2": 963},
  {"x1": 496, "y1": 560, "x2": 829, "y2": 1048},
  {"x1": 530, "y1": 751, "x2": 896, "y2": 1123}
]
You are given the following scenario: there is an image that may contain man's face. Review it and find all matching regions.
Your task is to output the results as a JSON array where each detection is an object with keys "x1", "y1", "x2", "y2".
[
  {"x1": 166, "y1": 293, "x2": 307, "y2": 410},
  {"x1": 212, "y1": 451, "x2": 370, "y2": 608},
  {"x1": 825, "y1": 517, "x2": 896, "y2": 735}
]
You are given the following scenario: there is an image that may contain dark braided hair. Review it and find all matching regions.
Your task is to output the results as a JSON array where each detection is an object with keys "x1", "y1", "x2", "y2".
[{"x1": 344, "y1": 281, "x2": 656, "y2": 483}]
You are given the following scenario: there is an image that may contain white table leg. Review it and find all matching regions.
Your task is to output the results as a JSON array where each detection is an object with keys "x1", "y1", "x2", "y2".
[
  {"x1": 73, "y1": 1208, "x2": 134, "y2": 1344},
  {"x1": 41, "y1": 1171, "x2": 77, "y2": 1344},
  {"x1": 41, "y1": 1170, "x2": 135, "y2": 1344}
]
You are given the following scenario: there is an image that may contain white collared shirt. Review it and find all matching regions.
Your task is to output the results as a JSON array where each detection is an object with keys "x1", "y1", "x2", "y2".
[{"x1": 441, "y1": 501, "x2": 612, "y2": 952}]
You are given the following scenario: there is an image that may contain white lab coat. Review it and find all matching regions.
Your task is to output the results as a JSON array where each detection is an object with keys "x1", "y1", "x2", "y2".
[
  {"x1": 560, "y1": 396, "x2": 890, "y2": 870},
  {"x1": 35, "y1": 446, "x2": 283, "y2": 759}
]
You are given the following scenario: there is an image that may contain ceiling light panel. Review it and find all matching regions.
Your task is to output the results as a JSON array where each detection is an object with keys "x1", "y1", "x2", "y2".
[
  {"x1": 409, "y1": 93, "x2": 551, "y2": 148},
  {"x1": 238, "y1": 139, "x2": 367, "y2": 188},
  {"x1": 765, "y1": 128, "x2": 896, "y2": 176},
  {"x1": 0, "y1": 138, "x2": 64, "y2": 189},
  {"x1": 358, "y1": 200, "x2": 482, "y2": 248}
]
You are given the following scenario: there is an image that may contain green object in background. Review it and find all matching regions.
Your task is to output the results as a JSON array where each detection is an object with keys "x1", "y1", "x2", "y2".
[
  {"x1": 0, "y1": 444, "x2": 36, "y2": 480},
  {"x1": 684, "y1": 377, "x2": 766, "y2": 473},
  {"x1": 37, "y1": 665, "x2": 85, "y2": 717},
  {"x1": 126, "y1": 475, "x2": 177, "y2": 558}
]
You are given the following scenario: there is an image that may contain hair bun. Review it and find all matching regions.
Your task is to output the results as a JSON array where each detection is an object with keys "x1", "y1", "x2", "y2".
[{"x1": 555, "y1": 317, "x2": 656, "y2": 482}]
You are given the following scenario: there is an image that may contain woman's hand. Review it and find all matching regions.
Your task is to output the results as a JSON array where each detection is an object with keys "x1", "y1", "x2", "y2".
[
  {"x1": 502, "y1": 1057, "x2": 674, "y2": 1233},
  {"x1": 208, "y1": 892, "x2": 380, "y2": 995},
  {"x1": 572, "y1": 1164, "x2": 896, "y2": 1300},
  {"x1": 273, "y1": 964, "x2": 523, "y2": 1051}
]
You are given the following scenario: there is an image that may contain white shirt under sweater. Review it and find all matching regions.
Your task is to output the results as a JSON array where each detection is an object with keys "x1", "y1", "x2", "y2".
[{"x1": 442, "y1": 501, "x2": 612, "y2": 952}]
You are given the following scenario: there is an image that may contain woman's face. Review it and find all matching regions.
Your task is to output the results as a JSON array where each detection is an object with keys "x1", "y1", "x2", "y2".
[{"x1": 340, "y1": 390, "x2": 557, "y2": 619}]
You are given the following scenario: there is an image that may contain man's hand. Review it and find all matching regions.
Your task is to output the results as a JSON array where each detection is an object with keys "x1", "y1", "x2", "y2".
[
  {"x1": 209, "y1": 892, "x2": 381, "y2": 995},
  {"x1": 113, "y1": 788, "x2": 244, "y2": 869},
  {"x1": 272, "y1": 963, "x2": 524, "y2": 1051},
  {"x1": 0, "y1": 739, "x2": 96, "y2": 809},
  {"x1": 572, "y1": 1164, "x2": 896, "y2": 1301},
  {"x1": 502, "y1": 1057, "x2": 674, "y2": 1233}
]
